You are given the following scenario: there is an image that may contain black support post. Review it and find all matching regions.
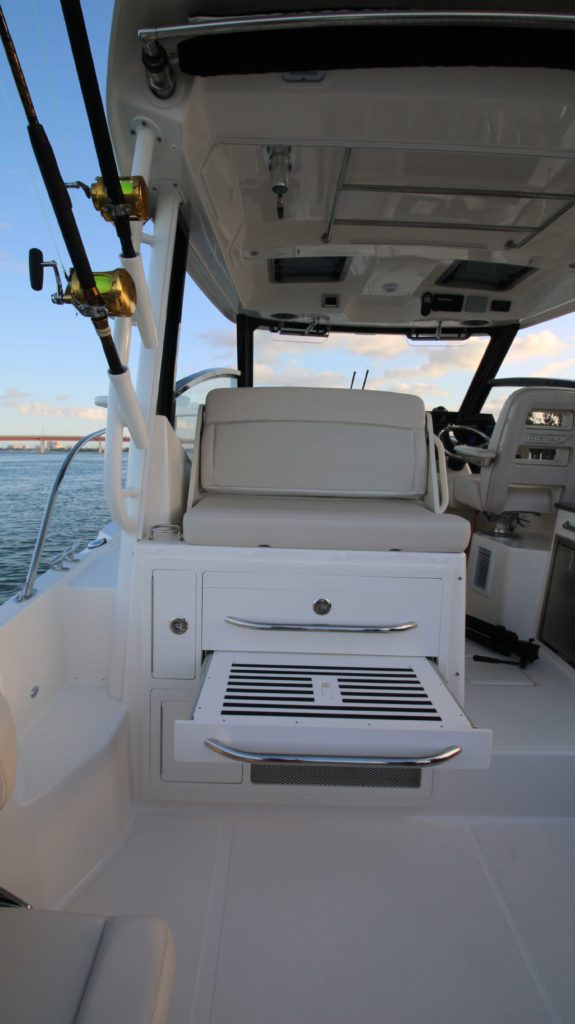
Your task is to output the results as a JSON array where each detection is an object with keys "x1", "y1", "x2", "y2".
[
  {"x1": 458, "y1": 323, "x2": 519, "y2": 420},
  {"x1": 157, "y1": 218, "x2": 189, "y2": 422},
  {"x1": 236, "y1": 314, "x2": 254, "y2": 387}
]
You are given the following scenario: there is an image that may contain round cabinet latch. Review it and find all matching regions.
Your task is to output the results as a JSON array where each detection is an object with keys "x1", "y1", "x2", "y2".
[
  {"x1": 170, "y1": 617, "x2": 188, "y2": 635},
  {"x1": 313, "y1": 598, "x2": 332, "y2": 616}
]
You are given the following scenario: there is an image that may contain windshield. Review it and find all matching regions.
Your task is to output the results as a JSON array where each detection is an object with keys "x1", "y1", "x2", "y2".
[{"x1": 253, "y1": 329, "x2": 490, "y2": 410}]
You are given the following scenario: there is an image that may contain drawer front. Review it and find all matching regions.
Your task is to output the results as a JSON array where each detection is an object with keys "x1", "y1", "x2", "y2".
[{"x1": 202, "y1": 572, "x2": 442, "y2": 656}]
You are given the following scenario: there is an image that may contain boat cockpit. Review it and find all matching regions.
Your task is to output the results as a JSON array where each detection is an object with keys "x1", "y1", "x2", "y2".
[{"x1": 2, "y1": 3, "x2": 575, "y2": 1022}]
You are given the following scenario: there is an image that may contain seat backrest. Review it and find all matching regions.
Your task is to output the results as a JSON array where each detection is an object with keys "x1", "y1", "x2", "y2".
[
  {"x1": 198, "y1": 387, "x2": 428, "y2": 498},
  {"x1": 480, "y1": 387, "x2": 575, "y2": 514}
]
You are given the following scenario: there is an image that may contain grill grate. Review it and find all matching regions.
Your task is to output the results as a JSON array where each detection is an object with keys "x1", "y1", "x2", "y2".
[
  {"x1": 222, "y1": 662, "x2": 442, "y2": 721},
  {"x1": 250, "y1": 763, "x2": 422, "y2": 788}
]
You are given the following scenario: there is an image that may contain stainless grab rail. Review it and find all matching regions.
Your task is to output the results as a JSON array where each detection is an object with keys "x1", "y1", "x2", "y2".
[
  {"x1": 205, "y1": 738, "x2": 462, "y2": 767},
  {"x1": 175, "y1": 366, "x2": 240, "y2": 398},
  {"x1": 224, "y1": 616, "x2": 417, "y2": 634},
  {"x1": 16, "y1": 427, "x2": 107, "y2": 602}
]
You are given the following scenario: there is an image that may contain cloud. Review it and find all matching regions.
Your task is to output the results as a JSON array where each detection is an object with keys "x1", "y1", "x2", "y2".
[
  {"x1": 12, "y1": 401, "x2": 106, "y2": 422},
  {"x1": 324, "y1": 333, "x2": 407, "y2": 358},
  {"x1": 199, "y1": 328, "x2": 236, "y2": 356},
  {"x1": 253, "y1": 362, "x2": 348, "y2": 389},
  {"x1": 367, "y1": 376, "x2": 450, "y2": 399},
  {"x1": 504, "y1": 329, "x2": 568, "y2": 365},
  {"x1": 423, "y1": 339, "x2": 490, "y2": 377},
  {"x1": 535, "y1": 357, "x2": 575, "y2": 377},
  {"x1": 0, "y1": 388, "x2": 31, "y2": 405},
  {"x1": 357, "y1": 338, "x2": 489, "y2": 387},
  {"x1": 69, "y1": 407, "x2": 107, "y2": 422}
]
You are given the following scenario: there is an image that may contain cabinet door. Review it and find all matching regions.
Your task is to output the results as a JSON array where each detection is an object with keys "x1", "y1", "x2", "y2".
[{"x1": 152, "y1": 571, "x2": 196, "y2": 679}]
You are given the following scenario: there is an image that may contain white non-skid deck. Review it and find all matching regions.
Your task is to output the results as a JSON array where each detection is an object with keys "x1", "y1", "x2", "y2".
[
  {"x1": 68, "y1": 807, "x2": 575, "y2": 1024},
  {"x1": 37, "y1": 640, "x2": 575, "y2": 1023}
]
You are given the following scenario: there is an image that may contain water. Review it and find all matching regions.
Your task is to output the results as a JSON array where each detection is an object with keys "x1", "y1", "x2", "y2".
[{"x1": 0, "y1": 451, "x2": 112, "y2": 604}]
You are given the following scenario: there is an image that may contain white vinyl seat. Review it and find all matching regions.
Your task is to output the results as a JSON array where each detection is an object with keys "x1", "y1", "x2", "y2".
[
  {"x1": 0, "y1": 692, "x2": 16, "y2": 811},
  {"x1": 183, "y1": 387, "x2": 470, "y2": 552},
  {"x1": 453, "y1": 387, "x2": 575, "y2": 517},
  {"x1": 185, "y1": 493, "x2": 470, "y2": 551},
  {"x1": 0, "y1": 692, "x2": 176, "y2": 1024},
  {"x1": 0, "y1": 909, "x2": 175, "y2": 1024}
]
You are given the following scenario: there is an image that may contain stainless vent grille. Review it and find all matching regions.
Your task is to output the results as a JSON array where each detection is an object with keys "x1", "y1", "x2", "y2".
[
  {"x1": 250, "y1": 763, "x2": 422, "y2": 788},
  {"x1": 222, "y1": 662, "x2": 442, "y2": 721},
  {"x1": 473, "y1": 545, "x2": 493, "y2": 593}
]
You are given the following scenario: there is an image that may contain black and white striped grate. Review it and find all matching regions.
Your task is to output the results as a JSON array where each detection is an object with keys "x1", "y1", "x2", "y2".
[
  {"x1": 221, "y1": 660, "x2": 442, "y2": 722},
  {"x1": 177, "y1": 653, "x2": 492, "y2": 771}
]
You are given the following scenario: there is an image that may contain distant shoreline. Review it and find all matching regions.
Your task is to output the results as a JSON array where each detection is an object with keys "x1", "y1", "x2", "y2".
[{"x1": 0, "y1": 448, "x2": 105, "y2": 454}]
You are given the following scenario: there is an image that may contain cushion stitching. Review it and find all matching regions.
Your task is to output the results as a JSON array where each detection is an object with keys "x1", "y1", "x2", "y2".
[
  {"x1": 147, "y1": 924, "x2": 171, "y2": 1024},
  {"x1": 0, "y1": 762, "x2": 8, "y2": 807},
  {"x1": 72, "y1": 919, "x2": 107, "y2": 1022}
]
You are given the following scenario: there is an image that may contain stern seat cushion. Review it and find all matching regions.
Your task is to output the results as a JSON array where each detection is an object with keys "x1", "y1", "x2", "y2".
[
  {"x1": 183, "y1": 494, "x2": 470, "y2": 552},
  {"x1": 0, "y1": 910, "x2": 175, "y2": 1024}
]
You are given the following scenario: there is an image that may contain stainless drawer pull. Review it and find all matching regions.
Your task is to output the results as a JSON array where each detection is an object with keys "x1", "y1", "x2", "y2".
[
  {"x1": 224, "y1": 616, "x2": 417, "y2": 634},
  {"x1": 205, "y1": 738, "x2": 461, "y2": 768},
  {"x1": 563, "y1": 521, "x2": 575, "y2": 533}
]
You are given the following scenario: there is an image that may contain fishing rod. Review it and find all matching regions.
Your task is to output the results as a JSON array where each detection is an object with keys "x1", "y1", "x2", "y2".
[
  {"x1": 58, "y1": 0, "x2": 159, "y2": 354},
  {"x1": 0, "y1": 5, "x2": 125, "y2": 375},
  {"x1": 59, "y1": 0, "x2": 138, "y2": 261}
]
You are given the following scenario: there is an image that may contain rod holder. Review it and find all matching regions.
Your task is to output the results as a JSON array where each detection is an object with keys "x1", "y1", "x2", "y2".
[
  {"x1": 120, "y1": 254, "x2": 158, "y2": 349},
  {"x1": 107, "y1": 368, "x2": 148, "y2": 450}
]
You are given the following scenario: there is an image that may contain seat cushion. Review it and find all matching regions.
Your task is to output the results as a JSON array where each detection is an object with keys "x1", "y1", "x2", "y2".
[
  {"x1": 0, "y1": 909, "x2": 175, "y2": 1024},
  {"x1": 183, "y1": 493, "x2": 470, "y2": 552}
]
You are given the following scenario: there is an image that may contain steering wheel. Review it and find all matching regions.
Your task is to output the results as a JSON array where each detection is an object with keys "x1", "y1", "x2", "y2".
[{"x1": 438, "y1": 424, "x2": 492, "y2": 466}]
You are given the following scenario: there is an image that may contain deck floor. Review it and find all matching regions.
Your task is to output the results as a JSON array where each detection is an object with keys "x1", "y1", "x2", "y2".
[
  {"x1": 465, "y1": 641, "x2": 575, "y2": 750},
  {"x1": 68, "y1": 807, "x2": 575, "y2": 1024}
]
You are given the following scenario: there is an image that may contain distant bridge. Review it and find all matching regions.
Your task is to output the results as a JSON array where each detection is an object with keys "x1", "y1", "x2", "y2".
[{"x1": 0, "y1": 434, "x2": 129, "y2": 452}]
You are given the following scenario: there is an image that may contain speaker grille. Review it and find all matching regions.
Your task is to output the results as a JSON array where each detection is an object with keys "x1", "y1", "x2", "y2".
[
  {"x1": 250, "y1": 763, "x2": 422, "y2": 788},
  {"x1": 473, "y1": 545, "x2": 493, "y2": 593}
]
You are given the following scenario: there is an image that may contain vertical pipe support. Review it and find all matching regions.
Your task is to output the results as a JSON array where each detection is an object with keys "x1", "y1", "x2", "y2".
[
  {"x1": 237, "y1": 314, "x2": 254, "y2": 387},
  {"x1": 130, "y1": 187, "x2": 181, "y2": 531},
  {"x1": 120, "y1": 119, "x2": 161, "y2": 349},
  {"x1": 103, "y1": 318, "x2": 139, "y2": 533},
  {"x1": 129, "y1": 118, "x2": 159, "y2": 249}
]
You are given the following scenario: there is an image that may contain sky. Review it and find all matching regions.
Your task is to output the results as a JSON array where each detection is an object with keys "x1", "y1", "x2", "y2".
[{"x1": 2, "y1": 1, "x2": 575, "y2": 441}]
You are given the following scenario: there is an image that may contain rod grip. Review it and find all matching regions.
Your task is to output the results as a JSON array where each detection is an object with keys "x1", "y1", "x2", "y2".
[{"x1": 27, "y1": 121, "x2": 94, "y2": 289}]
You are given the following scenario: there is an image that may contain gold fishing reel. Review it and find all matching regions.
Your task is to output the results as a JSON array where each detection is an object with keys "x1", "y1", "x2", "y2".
[
  {"x1": 28, "y1": 249, "x2": 136, "y2": 319},
  {"x1": 65, "y1": 175, "x2": 150, "y2": 223},
  {"x1": 89, "y1": 176, "x2": 150, "y2": 223},
  {"x1": 62, "y1": 268, "x2": 136, "y2": 318}
]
